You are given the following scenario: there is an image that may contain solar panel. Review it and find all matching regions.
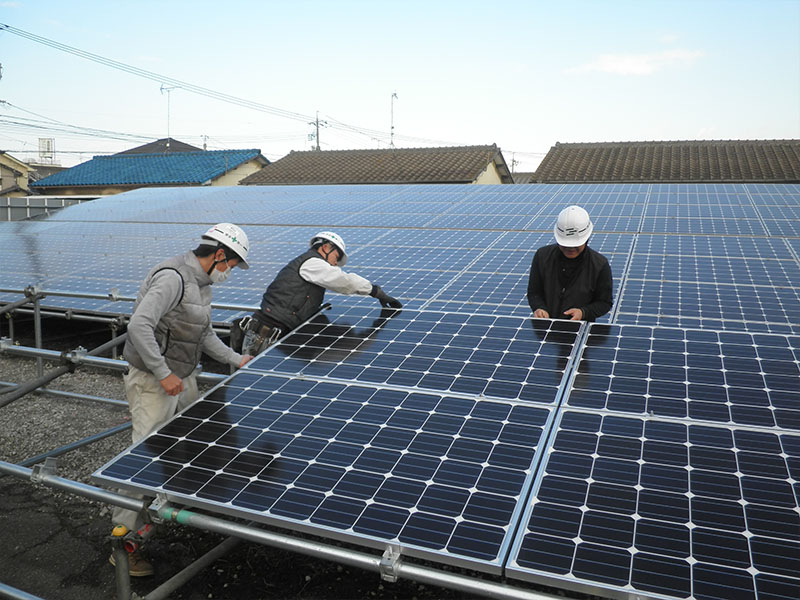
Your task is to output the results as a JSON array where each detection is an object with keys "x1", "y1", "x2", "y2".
[
  {"x1": 3, "y1": 181, "x2": 798, "y2": 599},
  {"x1": 506, "y1": 323, "x2": 800, "y2": 599},
  {"x1": 93, "y1": 308, "x2": 581, "y2": 573}
]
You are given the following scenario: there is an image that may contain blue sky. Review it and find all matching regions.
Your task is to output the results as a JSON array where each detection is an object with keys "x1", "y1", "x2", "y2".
[{"x1": 1, "y1": 0, "x2": 798, "y2": 171}]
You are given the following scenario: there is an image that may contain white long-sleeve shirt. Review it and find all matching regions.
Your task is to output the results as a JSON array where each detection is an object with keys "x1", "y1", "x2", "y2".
[{"x1": 298, "y1": 256, "x2": 372, "y2": 296}]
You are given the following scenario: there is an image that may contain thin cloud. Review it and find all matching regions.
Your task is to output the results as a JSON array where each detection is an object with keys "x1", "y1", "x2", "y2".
[{"x1": 568, "y1": 49, "x2": 704, "y2": 76}]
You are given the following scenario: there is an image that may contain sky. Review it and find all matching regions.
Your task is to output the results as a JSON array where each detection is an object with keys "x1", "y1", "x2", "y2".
[{"x1": 1, "y1": 0, "x2": 799, "y2": 172}]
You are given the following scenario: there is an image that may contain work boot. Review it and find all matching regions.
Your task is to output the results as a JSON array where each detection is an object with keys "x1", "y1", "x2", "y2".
[{"x1": 109, "y1": 550, "x2": 154, "y2": 577}]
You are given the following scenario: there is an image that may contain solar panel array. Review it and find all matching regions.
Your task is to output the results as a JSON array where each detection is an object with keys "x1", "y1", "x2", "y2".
[{"x1": 2, "y1": 182, "x2": 798, "y2": 599}]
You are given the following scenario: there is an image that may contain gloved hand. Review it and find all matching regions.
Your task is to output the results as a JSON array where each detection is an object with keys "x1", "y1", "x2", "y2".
[{"x1": 370, "y1": 284, "x2": 402, "y2": 309}]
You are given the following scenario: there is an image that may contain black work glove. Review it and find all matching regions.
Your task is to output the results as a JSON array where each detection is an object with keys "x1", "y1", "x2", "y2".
[{"x1": 370, "y1": 284, "x2": 402, "y2": 309}]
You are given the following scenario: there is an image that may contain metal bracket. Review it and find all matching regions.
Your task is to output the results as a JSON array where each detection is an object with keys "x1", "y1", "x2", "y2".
[
  {"x1": 0, "y1": 337, "x2": 11, "y2": 353},
  {"x1": 31, "y1": 457, "x2": 59, "y2": 483},
  {"x1": 62, "y1": 346, "x2": 87, "y2": 372},
  {"x1": 379, "y1": 544, "x2": 402, "y2": 583},
  {"x1": 108, "y1": 287, "x2": 121, "y2": 302},
  {"x1": 23, "y1": 285, "x2": 44, "y2": 300},
  {"x1": 148, "y1": 494, "x2": 170, "y2": 524}
]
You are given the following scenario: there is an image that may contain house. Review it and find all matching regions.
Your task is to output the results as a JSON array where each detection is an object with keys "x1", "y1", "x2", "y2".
[
  {"x1": 532, "y1": 139, "x2": 800, "y2": 183},
  {"x1": 0, "y1": 151, "x2": 35, "y2": 197},
  {"x1": 239, "y1": 144, "x2": 514, "y2": 186},
  {"x1": 30, "y1": 140, "x2": 269, "y2": 195}
]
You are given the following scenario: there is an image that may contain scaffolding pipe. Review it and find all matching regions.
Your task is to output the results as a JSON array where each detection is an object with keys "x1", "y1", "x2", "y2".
[
  {"x1": 0, "y1": 582, "x2": 44, "y2": 600},
  {"x1": 0, "y1": 343, "x2": 226, "y2": 386},
  {"x1": 32, "y1": 295, "x2": 43, "y2": 377},
  {"x1": 156, "y1": 506, "x2": 561, "y2": 600},
  {"x1": 17, "y1": 422, "x2": 131, "y2": 468},
  {"x1": 0, "y1": 334, "x2": 128, "y2": 408},
  {"x1": 0, "y1": 295, "x2": 35, "y2": 317},
  {"x1": 0, "y1": 459, "x2": 146, "y2": 513},
  {"x1": 142, "y1": 536, "x2": 241, "y2": 600},
  {"x1": 0, "y1": 381, "x2": 127, "y2": 406}
]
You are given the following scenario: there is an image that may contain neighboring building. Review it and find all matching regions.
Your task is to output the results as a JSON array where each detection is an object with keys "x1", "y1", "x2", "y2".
[
  {"x1": 0, "y1": 151, "x2": 35, "y2": 197},
  {"x1": 512, "y1": 172, "x2": 536, "y2": 184},
  {"x1": 240, "y1": 144, "x2": 514, "y2": 185},
  {"x1": 533, "y1": 140, "x2": 800, "y2": 183},
  {"x1": 30, "y1": 146, "x2": 269, "y2": 195}
]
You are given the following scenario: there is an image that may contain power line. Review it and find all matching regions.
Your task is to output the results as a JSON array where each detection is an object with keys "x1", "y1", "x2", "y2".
[{"x1": 0, "y1": 23, "x2": 477, "y2": 150}]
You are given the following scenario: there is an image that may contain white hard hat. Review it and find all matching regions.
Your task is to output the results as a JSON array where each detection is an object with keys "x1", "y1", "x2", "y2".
[
  {"x1": 310, "y1": 231, "x2": 348, "y2": 265},
  {"x1": 554, "y1": 206, "x2": 593, "y2": 247},
  {"x1": 202, "y1": 223, "x2": 250, "y2": 269}
]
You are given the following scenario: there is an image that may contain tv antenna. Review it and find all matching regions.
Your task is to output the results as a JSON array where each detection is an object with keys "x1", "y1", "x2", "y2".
[
  {"x1": 160, "y1": 84, "x2": 177, "y2": 147},
  {"x1": 390, "y1": 91, "x2": 398, "y2": 148}
]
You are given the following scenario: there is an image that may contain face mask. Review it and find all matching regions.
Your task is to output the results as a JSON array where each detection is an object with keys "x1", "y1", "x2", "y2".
[{"x1": 209, "y1": 265, "x2": 232, "y2": 284}]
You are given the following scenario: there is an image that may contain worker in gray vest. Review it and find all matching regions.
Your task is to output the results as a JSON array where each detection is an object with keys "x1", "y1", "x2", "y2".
[
  {"x1": 240, "y1": 231, "x2": 402, "y2": 356},
  {"x1": 111, "y1": 222, "x2": 253, "y2": 576}
]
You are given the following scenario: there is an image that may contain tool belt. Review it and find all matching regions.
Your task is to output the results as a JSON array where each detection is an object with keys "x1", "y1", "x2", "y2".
[{"x1": 239, "y1": 316, "x2": 283, "y2": 343}]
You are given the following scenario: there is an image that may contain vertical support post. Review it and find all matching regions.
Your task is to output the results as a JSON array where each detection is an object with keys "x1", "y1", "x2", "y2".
[
  {"x1": 110, "y1": 525, "x2": 132, "y2": 600},
  {"x1": 33, "y1": 295, "x2": 43, "y2": 378}
]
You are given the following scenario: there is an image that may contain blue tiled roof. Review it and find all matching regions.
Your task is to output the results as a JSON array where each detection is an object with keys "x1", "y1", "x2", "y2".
[{"x1": 31, "y1": 149, "x2": 263, "y2": 188}]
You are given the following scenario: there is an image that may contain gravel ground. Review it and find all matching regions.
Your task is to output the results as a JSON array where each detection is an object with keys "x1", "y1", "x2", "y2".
[{"x1": 0, "y1": 322, "x2": 591, "y2": 600}]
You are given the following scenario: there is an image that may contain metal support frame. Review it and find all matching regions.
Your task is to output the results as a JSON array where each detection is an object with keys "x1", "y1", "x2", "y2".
[
  {"x1": 0, "y1": 333, "x2": 129, "y2": 409},
  {"x1": 0, "y1": 582, "x2": 45, "y2": 600},
  {"x1": 1, "y1": 456, "x2": 564, "y2": 600}
]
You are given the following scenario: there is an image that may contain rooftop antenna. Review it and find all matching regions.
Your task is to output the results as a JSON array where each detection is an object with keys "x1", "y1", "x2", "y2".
[
  {"x1": 390, "y1": 91, "x2": 398, "y2": 148},
  {"x1": 160, "y1": 84, "x2": 176, "y2": 149}
]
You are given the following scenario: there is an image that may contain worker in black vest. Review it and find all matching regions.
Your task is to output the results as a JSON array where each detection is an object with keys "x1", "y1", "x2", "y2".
[
  {"x1": 527, "y1": 205, "x2": 612, "y2": 321},
  {"x1": 239, "y1": 231, "x2": 402, "y2": 356}
]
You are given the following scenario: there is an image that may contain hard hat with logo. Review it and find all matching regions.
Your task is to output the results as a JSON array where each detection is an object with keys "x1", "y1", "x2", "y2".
[
  {"x1": 554, "y1": 206, "x2": 593, "y2": 247},
  {"x1": 202, "y1": 223, "x2": 250, "y2": 269},
  {"x1": 310, "y1": 231, "x2": 348, "y2": 265}
]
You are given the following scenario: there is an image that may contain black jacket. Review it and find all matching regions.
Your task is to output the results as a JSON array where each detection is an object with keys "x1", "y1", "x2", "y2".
[{"x1": 526, "y1": 244, "x2": 613, "y2": 322}]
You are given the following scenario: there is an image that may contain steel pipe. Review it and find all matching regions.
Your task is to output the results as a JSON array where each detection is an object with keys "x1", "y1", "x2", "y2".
[
  {"x1": 0, "y1": 381, "x2": 127, "y2": 406},
  {"x1": 156, "y1": 506, "x2": 561, "y2": 600},
  {"x1": 0, "y1": 295, "x2": 36, "y2": 317},
  {"x1": 17, "y1": 422, "x2": 131, "y2": 468},
  {"x1": 0, "y1": 460, "x2": 146, "y2": 513},
  {"x1": 0, "y1": 582, "x2": 45, "y2": 600},
  {"x1": 0, "y1": 343, "x2": 227, "y2": 386},
  {"x1": 142, "y1": 536, "x2": 241, "y2": 600}
]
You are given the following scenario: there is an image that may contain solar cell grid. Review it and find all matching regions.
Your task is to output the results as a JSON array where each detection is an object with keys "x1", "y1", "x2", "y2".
[
  {"x1": 633, "y1": 235, "x2": 793, "y2": 260},
  {"x1": 247, "y1": 307, "x2": 582, "y2": 404},
  {"x1": 617, "y1": 280, "x2": 800, "y2": 334},
  {"x1": 94, "y1": 369, "x2": 557, "y2": 572},
  {"x1": 640, "y1": 217, "x2": 767, "y2": 236},
  {"x1": 627, "y1": 255, "x2": 800, "y2": 287},
  {"x1": 567, "y1": 324, "x2": 800, "y2": 430},
  {"x1": 645, "y1": 204, "x2": 759, "y2": 218},
  {"x1": 507, "y1": 408, "x2": 800, "y2": 600}
]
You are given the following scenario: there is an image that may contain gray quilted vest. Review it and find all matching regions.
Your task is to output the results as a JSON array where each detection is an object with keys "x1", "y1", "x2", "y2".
[
  {"x1": 259, "y1": 249, "x2": 326, "y2": 330},
  {"x1": 124, "y1": 252, "x2": 211, "y2": 378}
]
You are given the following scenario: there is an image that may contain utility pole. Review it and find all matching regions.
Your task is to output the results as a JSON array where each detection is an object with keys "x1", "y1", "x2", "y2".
[
  {"x1": 308, "y1": 112, "x2": 327, "y2": 151},
  {"x1": 390, "y1": 92, "x2": 398, "y2": 148}
]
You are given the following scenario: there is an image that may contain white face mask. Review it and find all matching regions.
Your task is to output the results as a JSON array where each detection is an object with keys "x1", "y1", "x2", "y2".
[{"x1": 209, "y1": 265, "x2": 232, "y2": 284}]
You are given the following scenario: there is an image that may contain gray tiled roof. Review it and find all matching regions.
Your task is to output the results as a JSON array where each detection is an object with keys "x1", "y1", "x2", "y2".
[
  {"x1": 240, "y1": 145, "x2": 513, "y2": 185},
  {"x1": 532, "y1": 140, "x2": 800, "y2": 183},
  {"x1": 117, "y1": 138, "x2": 202, "y2": 154}
]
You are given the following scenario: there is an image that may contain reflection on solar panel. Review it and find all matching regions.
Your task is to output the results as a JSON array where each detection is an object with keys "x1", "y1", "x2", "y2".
[
  {"x1": 93, "y1": 311, "x2": 580, "y2": 572},
  {"x1": 3, "y1": 181, "x2": 797, "y2": 598}
]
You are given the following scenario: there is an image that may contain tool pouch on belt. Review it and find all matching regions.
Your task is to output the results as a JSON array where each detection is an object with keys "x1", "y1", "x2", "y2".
[{"x1": 229, "y1": 317, "x2": 245, "y2": 353}]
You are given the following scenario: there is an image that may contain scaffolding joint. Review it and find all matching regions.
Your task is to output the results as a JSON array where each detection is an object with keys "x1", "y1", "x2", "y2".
[
  {"x1": 379, "y1": 544, "x2": 403, "y2": 583},
  {"x1": 148, "y1": 494, "x2": 171, "y2": 524},
  {"x1": 31, "y1": 456, "x2": 59, "y2": 483},
  {"x1": 24, "y1": 284, "x2": 44, "y2": 300},
  {"x1": 108, "y1": 287, "x2": 121, "y2": 302},
  {"x1": 62, "y1": 346, "x2": 87, "y2": 372}
]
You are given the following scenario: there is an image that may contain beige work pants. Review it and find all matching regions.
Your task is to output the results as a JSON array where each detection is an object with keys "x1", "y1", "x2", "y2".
[{"x1": 111, "y1": 365, "x2": 198, "y2": 532}]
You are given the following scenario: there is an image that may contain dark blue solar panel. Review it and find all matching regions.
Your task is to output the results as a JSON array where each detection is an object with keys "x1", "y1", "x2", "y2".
[
  {"x1": 94, "y1": 370, "x2": 556, "y2": 572},
  {"x1": 248, "y1": 307, "x2": 581, "y2": 404}
]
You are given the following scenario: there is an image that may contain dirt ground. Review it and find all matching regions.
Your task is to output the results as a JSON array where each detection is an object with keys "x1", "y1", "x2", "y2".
[{"x1": 0, "y1": 319, "x2": 589, "y2": 600}]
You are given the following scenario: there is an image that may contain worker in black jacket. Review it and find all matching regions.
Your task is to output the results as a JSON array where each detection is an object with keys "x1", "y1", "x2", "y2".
[{"x1": 527, "y1": 205, "x2": 612, "y2": 322}]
